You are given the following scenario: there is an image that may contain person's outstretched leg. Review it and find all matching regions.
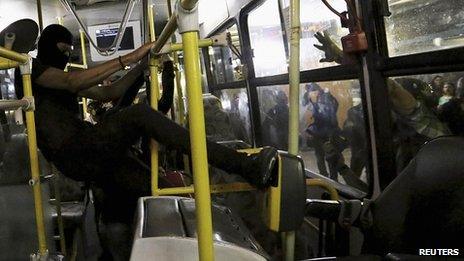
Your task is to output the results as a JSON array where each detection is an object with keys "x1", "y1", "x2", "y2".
[{"x1": 98, "y1": 103, "x2": 278, "y2": 188}]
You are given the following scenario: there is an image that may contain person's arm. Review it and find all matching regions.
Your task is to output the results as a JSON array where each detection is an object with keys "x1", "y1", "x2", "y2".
[
  {"x1": 314, "y1": 32, "x2": 417, "y2": 115},
  {"x1": 387, "y1": 79, "x2": 416, "y2": 115},
  {"x1": 314, "y1": 31, "x2": 344, "y2": 64},
  {"x1": 78, "y1": 61, "x2": 146, "y2": 102},
  {"x1": 35, "y1": 42, "x2": 154, "y2": 93}
]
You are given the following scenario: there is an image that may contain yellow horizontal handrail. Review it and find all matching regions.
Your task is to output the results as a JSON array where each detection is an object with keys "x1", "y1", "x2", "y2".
[
  {"x1": 156, "y1": 182, "x2": 255, "y2": 195},
  {"x1": 0, "y1": 57, "x2": 19, "y2": 69},
  {"x1": 67, "y1": 63, "x2": 88, "y2": 69},
  {"x1": 0, "y1": 46, "x2": 28, "y2": 63},
  {"x1": 170, "y1": 38, "x2": 214, "y2": 52},
  {"x1": 306, "y1": 179, "x2": 339, "y2": 200},
  {"x1": 0, "y1": 98, "x2": 30, "y2": 111},
  {"x1": 151, "y1": 15, "x2": 178, "y2": 55}
]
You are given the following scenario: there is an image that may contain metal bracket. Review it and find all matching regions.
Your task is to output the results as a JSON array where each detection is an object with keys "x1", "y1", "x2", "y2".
[
  {"x1": 176, "y1": 0, "x2": 199, "y2": 33},
  {"x1": 22, "y1": 96, "x2": 35, "y2": 111},
  {"x1": 211, "y1": 32, "x2": 228, "y2": 47},
  {"x1": 19, "y1": 55, "x2": 32, "y2": 75},
  {"x1": 14, "y1": 108, "x2": 23, "y2": 125}
]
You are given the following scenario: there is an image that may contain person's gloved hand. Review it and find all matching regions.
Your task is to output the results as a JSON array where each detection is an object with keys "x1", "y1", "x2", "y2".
[{"x1": 314, "y1": 31, "x2": 343, "y2": 64}]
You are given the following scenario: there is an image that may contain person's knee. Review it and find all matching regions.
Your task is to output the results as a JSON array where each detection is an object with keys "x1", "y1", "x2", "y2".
[{"x1": 130, "y1": 103, "x2": 153, "y2": 115}]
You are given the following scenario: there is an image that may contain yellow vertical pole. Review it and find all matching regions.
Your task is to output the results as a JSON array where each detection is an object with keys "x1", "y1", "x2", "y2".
[
  {"x1": 23, "y1": 73, "x2": 48, "y2": 255},
  {"x1": 148, "y1": 4, "x2": 161, "y2": 196},
  {"x1": 57, "y1": 16, "x2": 64, "y2": 26},
  {"x1": 79, "y1": 30, "x2": 88, "y2": 68},
  {"x1": 286, "y1": 0, "x2": 301, "y2": 259},
  {"x1": 182, "y1": 31, "x2": 214, "y2": 261}
]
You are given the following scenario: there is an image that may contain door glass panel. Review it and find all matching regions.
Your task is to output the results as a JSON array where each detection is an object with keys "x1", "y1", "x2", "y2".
[
  {"x1": 248, "y1": 0, "x2": 288, "y2": 77},
  {"x1": 281, "y1": 0, "x2": 349, "y2": 70},
  {"x1": 258, "y1": 80, "x2": 369, "y2": 191},
  {"x1": 204, "y1": 89, "x2": 252, "y2": 145},
  {"x1": 388, "y1": 72, "x2": 464, "y2": 173}
]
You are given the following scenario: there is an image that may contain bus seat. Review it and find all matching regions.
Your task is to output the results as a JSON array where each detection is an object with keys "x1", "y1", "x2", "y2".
[
  {"x1": 0, "y1": 133, "x2": 51, "y2": 185},
  {"x1": 304, "y1": 136, "x2": 464, "y2": 259},
  {"x1": 0, "y1": 183, "x2": 56, "y2": 260},
  {"x1": 0, "y1": 133, "x2": 56, "y2": 258},
  {"x1": 131, "y1": 237, "x2": 266, "y2": 261},
  {"x1": 132, "y1": 196, "x2": 268, "y2": 259},
  {"x1": 364, "y1": 136, "x2": 464, "y2": 255},
  {"x1": 263, "y1": 152, "x2": 306, "y2": 232}
]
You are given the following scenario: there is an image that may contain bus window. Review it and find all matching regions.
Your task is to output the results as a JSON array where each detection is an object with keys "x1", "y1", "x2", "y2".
[
  {"x1": 385, "y1": 0, "x2": 464, "y2": 57},
  {"x1": 258, "y1": 80, "x2": 368, "y2": 188},
  {"x1": 388, "y1": 72, "x2": 464, "y2": 173},
  {"x1": 280, "y1": 0, "x2": 348, "y2": 70},
  {"x1": 216, "y1": 88, "x2": 252, "y2": 145},
  {"x1": 208, "y1": 24, "x2": 243, "y2": 84},
  {"x1": 248, "y1": 0, "x2": 287, "y2": 77}
]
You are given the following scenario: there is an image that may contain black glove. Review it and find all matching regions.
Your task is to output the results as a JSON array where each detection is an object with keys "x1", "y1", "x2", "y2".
[{"x1": 313, "y1": 31, "x2": 343, "y2": 64}]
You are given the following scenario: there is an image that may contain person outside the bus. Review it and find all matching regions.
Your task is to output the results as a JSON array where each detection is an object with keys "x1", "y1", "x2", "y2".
[
  {"x1": 438, "y1": 82, "x2": 455, "y2": 108},
  {"x1": 314, "y1": 31, "x2": 450, "y2": 173},
  {"x1": 303, "y1": 82, "x2": 341, "y2": 179},
  {"x1": 262, "y1": 90, "x2": 289, "y2": 150}
]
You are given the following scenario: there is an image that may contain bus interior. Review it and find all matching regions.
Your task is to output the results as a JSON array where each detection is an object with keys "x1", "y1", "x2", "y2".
[{"x1": 1, "y1": 0, "x2": 464, "y2": 260}]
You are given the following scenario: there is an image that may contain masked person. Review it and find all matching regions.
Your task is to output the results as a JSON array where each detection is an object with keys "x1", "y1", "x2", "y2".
[{"x1": 15, "y1": 24, "x2": 278, "y2": 259}]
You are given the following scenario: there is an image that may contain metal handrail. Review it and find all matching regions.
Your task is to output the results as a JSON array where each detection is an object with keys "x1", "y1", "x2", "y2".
[
  {"x1": 0, "y1": 99, "x2": 30, "y2": 111},
  {"x1": 150, "y1": 15, "x2": 178, "y2": 55},
  {"x1": 58, "y1": 0, "x2": 138, "y2": 56}
]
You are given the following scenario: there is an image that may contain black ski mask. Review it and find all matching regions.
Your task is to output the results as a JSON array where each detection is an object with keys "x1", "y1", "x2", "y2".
[{"x1": 37, "y1": 24, "x2": 73, "y2": 70}]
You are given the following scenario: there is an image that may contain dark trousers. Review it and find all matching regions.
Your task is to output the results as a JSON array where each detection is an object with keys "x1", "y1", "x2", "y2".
[
  {"x1": 53, "y1": 103, "x2": 251, "y2": 221},
  {"x1": 311, "y1": 136, "x2": 339, "y2": 180}
]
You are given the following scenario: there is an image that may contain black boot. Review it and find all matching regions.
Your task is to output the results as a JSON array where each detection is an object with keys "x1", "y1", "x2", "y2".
[{"x1": 242, "y1": 147, "x2": 279, "y2": 189}]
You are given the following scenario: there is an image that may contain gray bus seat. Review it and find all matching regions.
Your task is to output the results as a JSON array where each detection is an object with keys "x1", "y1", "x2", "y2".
[
  {"x1": 131, "y1": 237, "x2": 266, "y2": 261},
  {"x1": 133, "y1": 196, "x2": 267, "y2": 258},
  {"x1": 0, "y1": 133, "x2": 50, "y2": 185},
  {"x1": 0, "y1": 133, "x2": 56, "y2": 260},
  {"x1": 0, "y1": 184, "x2": 56, "y2": 260},
  {"x1": 137, "y1": 197, "x2": 264, "y2": 254}
]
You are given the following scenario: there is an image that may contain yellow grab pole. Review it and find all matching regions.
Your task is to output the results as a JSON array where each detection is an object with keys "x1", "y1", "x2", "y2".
[
  {"x1": 23, "y1": 73, "x2": 48, "y2": 255},
  {"x1": 285, "y1": 0, "x2": 301, "y2": 259},
  {"x1": 0, "y1": 46, "x2": 28, "y2": 63},
  {"x1": 0, "y1": 48, "x2": 49, "y2": 255},
  {"x1": 79, "y1": 30, "x2": 88, "y2": 68},
  {"x1": 0, "y1": 57, "x2": 19, "y2": 69},
  {"x1": 306, "y1": 179, "x2": 339, "y2": 200},
  {"x1": 156, "y1": 182, "x2": 255, "y2": 195},
  {"x1": 183, "y1": 31, "x2": 214, "y2": 261},
  {"x1": 148, "y1": 4, "x2": 161, "y2": 196},
  {"x1": 57, "y1": 16, "x2": 64, "y2": 26},
  {"x1": 162, "y1": 39, "x2": 215, "y2": 53}
]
